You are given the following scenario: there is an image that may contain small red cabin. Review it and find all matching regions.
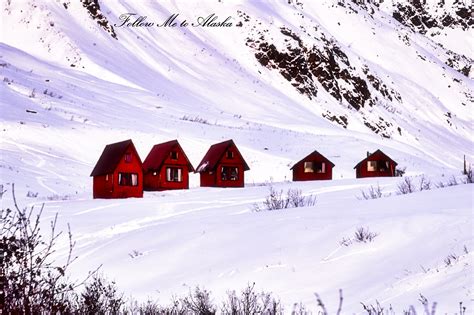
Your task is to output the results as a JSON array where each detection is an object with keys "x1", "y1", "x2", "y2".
[
  {"x1": 143, "y1": 140, "x2": 194, "y2": 191},
  {"x1": 354, "y1": 149, "x2": 397, "y2": 178},
  {"x1": 291, "y1": 150, "x2": 335, "y2": 181},
  {"x1": 90, "y1": 139, "x2": 143, "y2": 199},
  {"x1": 196, "y1": 139, "x2": 250, "y2": 188}
]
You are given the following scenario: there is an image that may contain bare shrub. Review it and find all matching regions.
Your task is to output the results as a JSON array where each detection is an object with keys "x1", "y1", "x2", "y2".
[
  {"x1": 444, "y1": 253, "x2": 458, "y2": 267},
  {"x1": 1, "y1": 184, "x2": 84, "y2": 313},
  {"x1": 465, "y1": 165, "x2": 473, "y2": 184},
  {"x1": 418, "y1": 175, "x2": 432, "y2": 191},
  {"x1": 354, "y1": 227, "x2": 378, "y2": 243},
  {"x1": 221, "y1": 283, "x2": 282, "y2": 314},
  {"x1": 395, "y1": 166, "x2": 406, "y2": 177},
  {"x1": 446, "y1": 176, "x2": 459, "y2": 186},
  {"x1": 253, "y1": 186, "x2": 316, "y2": 211},
  {"x1": 361, "y1": 300, "x2": 388, "y2": 314},
  {"x1": 26, "y1": 191, "x2": 39, "y2": 198},
  {"x1": 180, "y1": 115, "x2": 209, "y2": 124},
  {"x1": 359, "y1": 184, "x2": 384, "y2": 200},
  {"x1": 397, "y1": 177, "x2": 416, "y2": 195},
  {"x1": 314, "y1": 289, "x2": 343, "y2": 315},
  {"x1": 77, "y1": 274, "x2": 125, "y2": 314},
  {"x1": 182, "y1": 286, "x2": 216, "y2": 314}
]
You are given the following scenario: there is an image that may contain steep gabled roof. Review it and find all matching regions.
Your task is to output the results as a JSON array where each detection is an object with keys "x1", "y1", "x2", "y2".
[
  {"x1": 196, "y1": 139, "x2": 250, "y2": 173},
  {"x1": 90, "y1": 139, "x2": 140, "y2": 176},
  {"x1": 353, "y1": 149, "x2": 398, "y2": 169},
  {"x1": 142, "y1": 140, "x2": 194, "y2": 172},
  {"x1": 290, "y1": 150, "x2": 335, "y2": 170}
]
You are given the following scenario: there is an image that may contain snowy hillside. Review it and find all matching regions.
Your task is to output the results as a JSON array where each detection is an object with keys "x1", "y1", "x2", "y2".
[{"x1": 0, "y1": 0, "x2": 473, "y2": 313}]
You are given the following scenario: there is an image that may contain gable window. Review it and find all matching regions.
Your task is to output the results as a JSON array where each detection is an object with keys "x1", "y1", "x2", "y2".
[
  {"x1": 166, "y1": 167, "x2": 182, "y2": 182},
  {"x1": 170, "y1": 151, "x2": 178, "y2": 160},
  {"x1": 124, "y1": 153, "x2": 132, "y2": 163},
  {"x1": 304, "y1": 162, "x2": 314, "y2": 173},
  {"x1": 118, "y1": 172, "x2": 138, "y2": 186},
  {"x1": 226, "y1": 151, "x2": 234, "y2": 159},
  {"x1": 221, "y1": 166, "x2": 238, "y2": 181}
]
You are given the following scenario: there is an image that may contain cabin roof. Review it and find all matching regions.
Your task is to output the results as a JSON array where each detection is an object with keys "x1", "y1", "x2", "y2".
[
  {"x1": 290, "y1": 150, "x2": 335, "y2": 170},
  {"x1": 90, "y1": 139, "x2": 141, "y2": 176},
  {"x1": 196, "y1": 139, "x2": 250, "y2": 172},
  {"x1": 353, "y1": 149, "x2": 397, "y2": 169},
  {"x1": 143, "y1": 140, "x2": 194, "y2": 172}
]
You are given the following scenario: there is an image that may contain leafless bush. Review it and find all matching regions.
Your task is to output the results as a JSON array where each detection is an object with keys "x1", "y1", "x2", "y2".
[
  {"x1": 359, "y1": 184, "x2": 384, "y2": 200},
  {"x1": 26, "y1": 191, "x2": 39, "y2": 198},
  {"x1": 465, "y1": 165, "x2": 473, "y2": 183},
  {"x1": 253, "y1": 186, "x2": 316, "y2": 211},
  {"x1": 397, "y1": 177, "x2": 416, "y2": 195},
  {"x1": 447, "y1": 176, "x2": 459, "y2": 186},
  {"x1": 395, "y1": 166, "x2": 406, "y2": 177},
  {"x1": 1, "y1": 184, "x2": 84, "y2": 313},
  {"x1": 221, "y1": 282, "x2": 282, "y2": 314},
  {"x1": 181, "y1": 286, "x2": 216, "y2": 314},
  {"x1": 180, "y1": 115, "x2": 209, "y2": 124},
  {"x1": 418, "y1": 175, "x2": 431, "y2": 191},
  {"x1": 361, "y1": 300, "x2": 389, "y2": 315},
  {"x1": 77, "y1": 274, "x2": 125, "y2": 314},
  {"x1": 354, "y1": 227, "x2": 378, "y2": 243},
  {"x1": 314, "y1": 289, "x2": 343, "y2": 315},
  {"x1": 444, "y1": 253, "x2": 458, "y2": 267},
  {"x1": 0, "y1": 184, "x2": 6, "y2": 199}
]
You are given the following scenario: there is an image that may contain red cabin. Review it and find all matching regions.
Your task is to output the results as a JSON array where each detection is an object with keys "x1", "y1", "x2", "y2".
[
  {"x1": 142, "y1": 140, "x2": 194, "y2": 191},
  {"x1": 196, "y1": 140, "x2": 250, "y2": 188},
  {"x1": 90, "y1": 139, "x2": 143, "y2": 199},
  {"x1": 354, "y1": 149, "x2": 397, "y2": 178},
  {"x1": 291, "y1": 150, "x2": 335, "y2": 181}
]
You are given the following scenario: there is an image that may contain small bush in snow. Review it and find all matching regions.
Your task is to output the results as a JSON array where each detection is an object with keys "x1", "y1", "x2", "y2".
[
  {"x1": 221, "y1": 282, "x2": 282, "y2": 315},
  {"x1": 465, "y1": 165, "x2": 473, "y2": 184},
  {"x1": 444, "y1": 253, "x2": 458, "y2": 267},
  {"x1": 77, "y1": 275, "x2": 125, "y2": 314},
  {"x1": 418, "y1": 175, "x2": 432, "y2": 191},
  {"x1": 253, "y1": 186, "x2": 316, "y2": 211},
  {"x1": 354, "y1": 227, "x2": 378, "y2": 243},
  {"x1": 180, "y1": 115, "x2": 209, "y2": 124},
  {"x1": 359, "y1": 184, "x2": 384, "y2": 200},
  {"x1": 395, "y1": 166, "x2": 406, "y2": 177},
  {"x1": 397, "y1": 177, "x2": 416, "y2": 195},
  {"x1": 181, "y1": 286, "x2": 216, "y2": 315},
  {"x1": 26, "y1": 190, "x2": 39, "y2": 198}
]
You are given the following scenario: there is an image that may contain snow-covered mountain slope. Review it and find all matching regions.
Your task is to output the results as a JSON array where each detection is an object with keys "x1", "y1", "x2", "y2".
[{"x1": 0, "y1": 0, "x2": 473, "y2": 312}]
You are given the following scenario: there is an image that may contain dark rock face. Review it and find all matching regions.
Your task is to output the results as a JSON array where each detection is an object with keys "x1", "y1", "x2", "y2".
[
  {"x1": 248, "y1": 27, "x2": 374, "y2": 111},
  {"x1": 392, "y1": 0, "x2": 473, "y2": 34},
  {"x1": 80, "y1": 0, "x2": 117, "y2": 40}
]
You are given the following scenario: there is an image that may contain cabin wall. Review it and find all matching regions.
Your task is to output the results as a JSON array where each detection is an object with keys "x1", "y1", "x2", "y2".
[
  {"x1": 356, "y1": 153, "x2": 396, "y2": 178},
  {"x1": 110, "y1": 148, "x2": 143, "y2": 198},
  {"x1": 93, "y1": 174, "x2": 114, "y2": 198},
  {"x1": 214, "y1": 163, "x2": 245, "y2": 187},
  {"x1": 143, "y1": 146, "x2": 191, "y2": 191},
  {"x1": 292, "y1": 163, "x2": 333, "y2": 181},
  {"x1": 200, "y1": 171, "x2": 216, "y2": 187}
]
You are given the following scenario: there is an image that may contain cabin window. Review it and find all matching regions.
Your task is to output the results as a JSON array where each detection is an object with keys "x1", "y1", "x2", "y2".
[
  {"x1": 166, "y1": 167, "x2": 182, "y2": 182},
  {"x1": 304, "y1": 162, "x2": 314, "y2": 173},
  {"x1": 124, "y1": 153, "x2": 132, "y2": 163},
  {"x1": 221, "y1": 166, "x2": 238, "y2": 181},
  {"x1": 170, "y1": 151, "x2": 178, "y2": 160},
  {"x1": 118, "y1": 172, "x2": 138, "y2": 186},
  {"x1": 367, "y1": 161, "x2": 390, "y2": 172},
  {"x1": 226, "y1": 151, "x2": 234, "y2": 159},
  {"x1": 314, "y1": 162, "x2": 326, "y2": 173},
  {"x1": 105, "y1": 174, "x2": 109, "y2": 181}
]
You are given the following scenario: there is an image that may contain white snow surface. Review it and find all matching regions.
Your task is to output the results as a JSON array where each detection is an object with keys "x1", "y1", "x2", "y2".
[{"x1": 0, "y1": 0, "x2": 473, "y2": 313}]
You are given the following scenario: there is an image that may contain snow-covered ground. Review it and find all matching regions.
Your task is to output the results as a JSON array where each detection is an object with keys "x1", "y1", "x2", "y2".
[{"x1": 0, "y1": 0, "x2": 473, "y2": 313}]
